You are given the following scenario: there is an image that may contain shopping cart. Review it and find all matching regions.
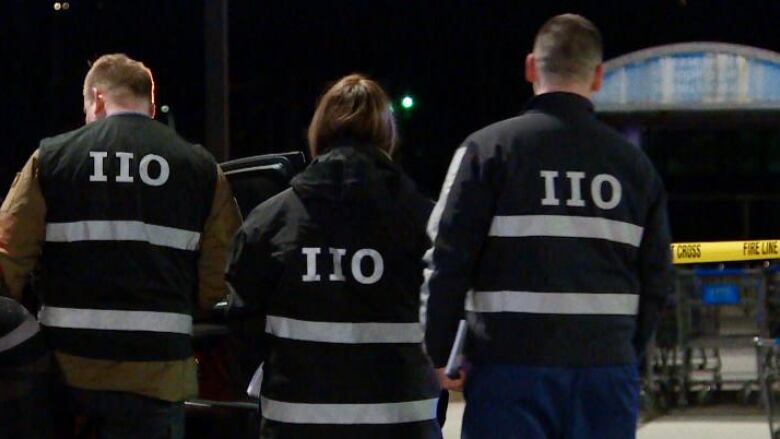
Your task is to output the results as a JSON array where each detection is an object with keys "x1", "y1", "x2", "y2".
[
  {"x1": 642, "y1": 302, "x2": 680, "y2": 412},
  {"x1": 675, "y1": 267, "x2": 768, "y2": 405},
  {"x1": 755, "y1": 337, "x2": 780, "y2": 438}
]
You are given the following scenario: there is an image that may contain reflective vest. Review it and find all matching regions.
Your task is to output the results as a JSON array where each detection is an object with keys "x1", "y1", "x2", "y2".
[{"x1": 35, "y1": 113, "x2": 218, "y2": 400}]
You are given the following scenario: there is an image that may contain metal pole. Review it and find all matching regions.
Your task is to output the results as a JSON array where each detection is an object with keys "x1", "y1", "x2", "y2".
[{"x1": 204, "y1": 0, "x2": 230, "y2": 161}]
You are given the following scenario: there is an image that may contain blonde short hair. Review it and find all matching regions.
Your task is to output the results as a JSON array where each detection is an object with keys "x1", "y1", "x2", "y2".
[{"x1": 83, "y1": 53, "x2": 154, "y2": 103}]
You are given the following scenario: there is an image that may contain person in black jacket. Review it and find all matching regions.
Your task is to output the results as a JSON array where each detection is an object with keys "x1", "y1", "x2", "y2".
[
  {"x1": 0, "y1": 53, "x2": 242, "y2": 439},
  {"x1": 0, "y1": 296, "x2": 53, "y2": 439},
  {"x1": 228, "y1": 74, "x2": 442, "y2": 439},
  {"x1": 423, "y1": 14, "x2": 674, "y2": 439}
]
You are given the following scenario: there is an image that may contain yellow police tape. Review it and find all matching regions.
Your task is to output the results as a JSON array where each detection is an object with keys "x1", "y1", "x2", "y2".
[{"x1": 672, "y1": 240, "x2": 780, "y2": 264}]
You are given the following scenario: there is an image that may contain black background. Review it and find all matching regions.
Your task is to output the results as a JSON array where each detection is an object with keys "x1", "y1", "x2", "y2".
[{"x1": 2, "y1": 0, "x2": 780, "y2": 239}]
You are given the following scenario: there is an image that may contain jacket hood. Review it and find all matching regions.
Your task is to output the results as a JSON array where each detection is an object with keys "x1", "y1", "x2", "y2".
[{"x1": 291, "y1": 145, "x2": 410, "y2": 209}]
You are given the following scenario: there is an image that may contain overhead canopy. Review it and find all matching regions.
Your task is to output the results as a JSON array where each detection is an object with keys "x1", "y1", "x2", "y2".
[{"x1": 594, "y1": 42, "x2": 780, "y2": 113}]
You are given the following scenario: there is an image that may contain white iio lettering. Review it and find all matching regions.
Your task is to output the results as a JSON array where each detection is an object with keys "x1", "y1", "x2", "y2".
[
  {"x1": 139, "y1": 154, "x2": 170, "y2": 186},
  {"x1": 591, "y1": 174, "x2": 622, "y2": 210},
  {"x1": 89, "y1": 151, "x2": 109, "y2": 182},
  {"x1": 115, "y1": 152, "x2": 134, "y2": 183},
  {"x1": 301, "y1": 247, "x2": 322, "y2": 282},
  {"x1": 540, "y1": 170, "x2": 560, "y2": 206},
  {"x1": 328, "y1": 248, "x2": 347, "y2": 281},
  {"x1": 89, "y1": 151, "x2": 171, "y2": 186},
  {"x1": 565, "y1": 171, "x2": 586, "y2": 207},
  {"x1": 351, "y1": 249, "x2": 384, "y2": 285},
  {"x1": 539, "y1": 170, "x2": 623, "y2": 210},
  {"x1": 301, "y1": 247, "x2": 384, "y2": 284}
]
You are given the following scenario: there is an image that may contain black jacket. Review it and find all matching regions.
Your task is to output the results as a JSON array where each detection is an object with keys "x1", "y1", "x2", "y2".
[
  {"x1": 423, "y1": 92, "x2": 674, "y2": 368},
  {"x1": 229, "y1": 146, "x2": 441, "y2": 439},
  {"x1": 0, "y1": 297, "x2": 52, "y2": 439}
]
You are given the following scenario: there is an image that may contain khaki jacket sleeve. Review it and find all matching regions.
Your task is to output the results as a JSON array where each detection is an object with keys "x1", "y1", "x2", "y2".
[
  {"x1": 197, "y1": 165, "x2": 242, "y2": 311},
  {"x1": 0, "y1": 150, "x2": 46, "y2": 300}
]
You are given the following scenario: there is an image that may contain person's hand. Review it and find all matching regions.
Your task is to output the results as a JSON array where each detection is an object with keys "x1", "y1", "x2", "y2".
[{"x1": 436, "y1": 367, "x2": 466, "y2": 392}]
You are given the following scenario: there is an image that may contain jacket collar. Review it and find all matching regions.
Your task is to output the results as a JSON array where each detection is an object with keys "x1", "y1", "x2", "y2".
[
  {"x1": 106, "y1": 110, "x2": 152, "y2": 119},
  {"x1": 523, "y1": 92, "x2": 595, "y2": 120}
]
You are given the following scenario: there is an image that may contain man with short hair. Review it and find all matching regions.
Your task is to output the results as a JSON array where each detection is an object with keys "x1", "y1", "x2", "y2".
[
  {"x1": 423, "y1": 14, "x2": 673, "y2": 438},
  {"x1": 0, "y1": 53, "x2": 242, "y2": 438}
]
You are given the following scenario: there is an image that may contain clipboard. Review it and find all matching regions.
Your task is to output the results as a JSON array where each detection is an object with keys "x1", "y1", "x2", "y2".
[
  {"x1": 246, "y1": 362, "x2": 264, "y2": 399},
  {"x1": 444, "y1": 320, "x2": 468, "y2": 379}
]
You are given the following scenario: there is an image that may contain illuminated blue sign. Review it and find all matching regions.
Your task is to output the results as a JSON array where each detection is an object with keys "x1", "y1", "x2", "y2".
[
  {"x1": 594, "y1": 43, "x2": 780, "y2": 111},
  {"x1": 701, "y1": 283, "x2": 741, "y2": 305}
]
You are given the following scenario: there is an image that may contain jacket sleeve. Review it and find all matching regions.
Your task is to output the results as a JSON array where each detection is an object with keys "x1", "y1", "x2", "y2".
[
  {"x1": 0, "y1": 150, "x2": 46, "y2": 300},
  {"x1": 422, "y1": 142, "x2": 499, "y2": 367},
  {"x1": 225, "y1": 214, "x2": 280, "y2": 317},
  {"x1": 225, "y1": 208, "x2": 283, "y2": 369},
  {"x1": 197, "y1": 165, "x2": 243, "y2": 312},
  {"x1": 633, "y1": 174, "x2": 674, "y2": 357}
]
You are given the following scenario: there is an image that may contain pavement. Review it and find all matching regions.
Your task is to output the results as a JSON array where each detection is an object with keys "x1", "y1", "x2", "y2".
[
  {"x1": 637, "y1": 406, "x2": 770, "y2": 439},
  {"x1": 442, "y1": 394, "x2": 465, "y2": 439},
  {"x1": 442, "y1": 397, "x2": 772, "y2": 439}
]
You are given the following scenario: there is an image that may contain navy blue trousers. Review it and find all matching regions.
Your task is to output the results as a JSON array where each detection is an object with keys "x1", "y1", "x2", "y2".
[
  {"x1": 462, "y1": 364, "x2": 639, "y2": 439},
  {"x1": 69, "y1": 389, "x2": 185, "y2": 439}
]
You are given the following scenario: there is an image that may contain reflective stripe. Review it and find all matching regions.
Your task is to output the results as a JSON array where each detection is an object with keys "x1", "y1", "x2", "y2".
[
  {"x1": 46, "y1": 221, "x2": 201, "y2": 251},
  {"x1": 39, "y1": 306, "x2": 193, "y2": 335},
  {"x1": 426, "y1": 146, "x2": 467, "y2": 240},
  {"x1": 419, "y1": 264, "x2": 433, "y2": 327},
  {"x1": 0, "y1": 315, "x2": 40, "y2": 353},
  {"x1": 265, "y1": 315, "x2": 423, "y2": 344},
  {"x1": 489, "y1": 215, "x2": 644, "y2": 247},
  {"x1": 421, "y1": 146, "x2": 468, "y2": 326},
  {"x1": 261, "y1": 397, "x2": 439, "y2": 425},
  {"x1": 465, "y1": 290, "x2": 639, "y2": 315}
]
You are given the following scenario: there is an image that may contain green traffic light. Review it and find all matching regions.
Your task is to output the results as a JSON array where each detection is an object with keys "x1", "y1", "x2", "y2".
[{"x1": 401, "y1": 96, "x2": 414, "y2": 110}]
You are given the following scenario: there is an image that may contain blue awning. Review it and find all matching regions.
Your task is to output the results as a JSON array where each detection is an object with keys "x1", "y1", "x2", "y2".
[{"x1": 594, "y1": 43, "x2": 780, "y2": 112}]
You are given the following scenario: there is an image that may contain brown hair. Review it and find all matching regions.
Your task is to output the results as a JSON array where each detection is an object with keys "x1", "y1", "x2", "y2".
[
  {"x1": 533, "y1": 14, "x2": 603, "y2": 84},
  {"x1": 83, "y1": 53, "x2": 154, "y2": 103},
  {"x1": 307, "y1": 74, "x2": 397, "y2": 158}
]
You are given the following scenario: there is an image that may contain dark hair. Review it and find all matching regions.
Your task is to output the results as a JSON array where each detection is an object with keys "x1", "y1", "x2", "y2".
[
  {"x1": 533, "y1": 14, "x2": 603, "y2": 83},
  {"x1": 307, "y1": 74, "x2": 397, "y2": 157},
  {"x1": 83, "y1": 53, "x2": 154, "y2": 102}
]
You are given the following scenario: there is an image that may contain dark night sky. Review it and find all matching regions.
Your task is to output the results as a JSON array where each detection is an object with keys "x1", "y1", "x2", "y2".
[{"x1": 2, "y1": 0, "x2": 779, "y2": 200}]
